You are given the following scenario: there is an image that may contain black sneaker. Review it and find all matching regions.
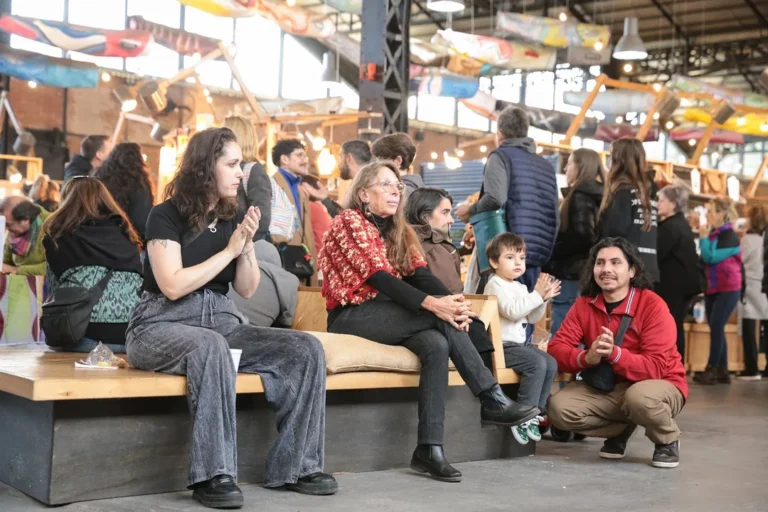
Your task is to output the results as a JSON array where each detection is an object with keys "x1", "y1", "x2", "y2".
[
  {"x1": 716, "y1": 367, "x2": 731, "y2": 384},
  {"x1": 284, "y1": 472, "x2": 338, "y2": 496},
  {"x1": 599, "y1": 424, "x2": 637, "y2": 459},
  {"x1": 192, "y1": 475, "x2": 244, "y2": 509},
  {"x1": 652, "y1": 440, "x2": 680, "y2": 468}
]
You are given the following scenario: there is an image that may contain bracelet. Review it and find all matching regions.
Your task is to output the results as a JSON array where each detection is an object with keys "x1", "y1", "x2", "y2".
[{"x1": 240, "y1": 245, "x2": 255, "y2": 257}]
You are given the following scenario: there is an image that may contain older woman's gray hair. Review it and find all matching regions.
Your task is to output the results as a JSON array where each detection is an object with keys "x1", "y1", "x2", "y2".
[
  {"x1": 497, "y1": 107, "x2": 530, "y2": 140},
  {"x1": 658, "y1": 183, "x2": 689, "y2": 214}
]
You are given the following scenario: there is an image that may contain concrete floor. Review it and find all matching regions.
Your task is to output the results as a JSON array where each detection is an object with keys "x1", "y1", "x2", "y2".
[{"x1": 2, "y1": 380, "x2": 767, "y2": 512}]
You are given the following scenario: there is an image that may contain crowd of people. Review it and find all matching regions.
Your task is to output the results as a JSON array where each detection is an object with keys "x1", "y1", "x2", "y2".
[{"x1": 3, "y1": 105, "x2": 767, "y2": 509}]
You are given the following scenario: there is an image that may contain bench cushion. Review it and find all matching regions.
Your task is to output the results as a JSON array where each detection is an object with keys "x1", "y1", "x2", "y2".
[{"x1": 309, "y1": 331, "x2": 457, "y2": 374}]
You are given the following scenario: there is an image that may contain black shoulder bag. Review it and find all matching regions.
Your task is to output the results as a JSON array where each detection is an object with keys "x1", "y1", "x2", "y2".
[
  {"x1": 42, "y1": 270, "x2": 115, "y2": 348},
  {"x1": 580, "y1": 314, "x2": 632, "y2": 392}
]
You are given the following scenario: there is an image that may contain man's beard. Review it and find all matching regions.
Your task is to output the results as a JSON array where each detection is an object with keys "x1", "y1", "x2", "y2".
[{"x1": 340, "y1": 165, "x2": 351, "y2": 180}]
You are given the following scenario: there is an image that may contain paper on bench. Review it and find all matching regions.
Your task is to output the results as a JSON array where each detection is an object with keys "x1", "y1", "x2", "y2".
[{"x1": 74, "y1": 361, "x2": 119, "y2": 370}]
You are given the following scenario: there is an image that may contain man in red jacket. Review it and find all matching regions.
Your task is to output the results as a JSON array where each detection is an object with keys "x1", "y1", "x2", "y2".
[{"x1": 548, "y1": 237, "x2": 688, "y2": 468}]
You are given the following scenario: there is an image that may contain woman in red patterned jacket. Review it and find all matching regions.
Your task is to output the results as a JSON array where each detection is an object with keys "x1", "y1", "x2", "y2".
[{"x1": 319, "y1": 160, "x2": 538, "y2": 483}]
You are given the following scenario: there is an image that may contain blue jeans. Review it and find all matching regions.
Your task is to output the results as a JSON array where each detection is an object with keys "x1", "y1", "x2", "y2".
[
  {"x1": 549, "y1": 279, "x2": 580, "y2": 337},
  {"x1": 705, "y1": 291, "x2": 740, "y2": 369},
  {"x1": 50, "y1": 337, "x2": 126, "y2": 354}
]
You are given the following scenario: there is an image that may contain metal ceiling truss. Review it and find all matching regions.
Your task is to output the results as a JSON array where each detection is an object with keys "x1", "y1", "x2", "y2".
[{"x1": 636, "y1": 38, "x2": 768, "y2": 91}]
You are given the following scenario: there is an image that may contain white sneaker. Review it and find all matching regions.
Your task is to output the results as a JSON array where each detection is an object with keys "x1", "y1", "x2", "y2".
[
  {"x1": 526, "y1": 416, "x2": 543, "y2": 442},
  {"x1": 736, "y1": 374, "x2": 762, "y2": 381}
]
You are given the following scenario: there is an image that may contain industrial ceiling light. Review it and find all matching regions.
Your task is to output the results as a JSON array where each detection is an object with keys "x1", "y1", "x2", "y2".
[
  {"x1": 711, "y1": 101, "x2": 736, "y2": 125},
  {"x1": 139, "y1": 81, "x2": 170, "y2": 116},
  {"x1": 426, "y1": 0, "x2": 466, "y2": 13},
  {"x1": 113, "y1": 85, "x2": 137, "y2": 112},
  {"x1": 321, "y1": 52, "x2": 339, "y2": 87},
  {"x1": 613, "y1": 17, "x2": 647, "y2": 60}
]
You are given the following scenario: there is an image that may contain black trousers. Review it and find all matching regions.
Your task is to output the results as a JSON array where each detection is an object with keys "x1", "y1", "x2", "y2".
[
  {"x1": 328, "y1": 296, "x2": 497, "y2": 445},
  {"x1": 659, "y1": 290, "x2": 689, "y2": 361},
  {"x1": 741, "y1": 319, "x2": 766, "y2": 375}
]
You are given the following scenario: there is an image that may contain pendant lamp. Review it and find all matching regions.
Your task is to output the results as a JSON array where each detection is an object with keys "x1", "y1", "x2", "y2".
[
  {"x1": 426, "y1": 0, "x2": 466, "y2": 13},
  {"x1": 321, "y1": 52, "x2": 339, "y2": 87},
  {"x1": 613, "y1": 17, "x2": 647, "y2": 61}
]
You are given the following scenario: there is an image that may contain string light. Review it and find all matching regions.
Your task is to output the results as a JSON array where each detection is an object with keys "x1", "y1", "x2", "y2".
[
  {"x1": 28, "y1": 81, "x2": 37, "y2": 89},
  {"x1": 430, "y1": 152, "x2": 438, "y2": 160},
  {"x1": 737, "y1": 117, "x2": 747, "y2": 126},
  {"x1": 287, "y1": 0, "x2": 296, "y2": 5},
  {"x1": 653, "y1": 83, "x2": 662, "y2": 92},
  {"x1": 653, "y1": 112, "x2": 660, "y2": 120},
  {"x1": 101, "y1": 72, "x2": 111, "y2": 83},
  {"x1": 203, "y1": 88, "x2": 211, "y2": 97},
  {"x1": 206, "y1": 96, "x2": 213, "y2": 104},
  {"x1": 665, "y1": 120, "x2": 675, "y2": 130},
  {"x1": 616, "y1": 116, "x2": 624, "y2": 124},
  {"x1": 192, "y1": 51, "x2": 201, "y2": 60},
  {"x1": 593, "y1": 41, "x2": 604, "y2": 51},
  {"x1": 456, "y1": 149, "x2": 465, "y2": 157},
  {"x1": 559, "y1": 12, "x2": 568, "y2": 22},
  {"x1": 761, "y1": 123, "x2": 768, "y2": 133},
  {"x1": 623, "y1": 63, "x2": 633, "y2": 73},
  {"x1": 427, "y1": 162, "x2": 435, "y2": 170},
  {"x1": 480, "y1": 145, "x2": 487, "y2": 153},
  {"x1": 688, "y1": 139, "x2": 697, "y2": 146},
  {"x1": 481, "y1": 157, "x2": 488, "y2": 164}
]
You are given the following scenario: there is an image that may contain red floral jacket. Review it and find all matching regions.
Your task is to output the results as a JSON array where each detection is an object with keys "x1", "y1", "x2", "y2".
[{"x1": 319, "y1": 209, "x2": 426, "y2": 310}]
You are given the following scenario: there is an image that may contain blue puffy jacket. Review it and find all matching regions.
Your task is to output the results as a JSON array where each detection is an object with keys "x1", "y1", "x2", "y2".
[{"x1": 493, "y1": 143, "x2": 559, "y2": 268}]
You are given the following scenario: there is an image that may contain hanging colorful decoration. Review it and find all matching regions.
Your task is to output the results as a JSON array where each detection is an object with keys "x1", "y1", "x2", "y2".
[
  {"x1": 563, "y1": 90, "x2": 656, "y2": 115},
  {"x1": 128, "y1": 16, "x2": 219, "y2": 56},
  {"x1": 0, "y1": 45, "x2": 99, "y2": 88},
  {"x1": 0, "y1": 15, "x2": 152, "y2": 57},
  {"x1": 668, "y1": 75, "x2": 768, "y2": 109},
  {"x1": 432, "y1": 30, "x2": 557, "y2": 72},
  {"x1": 669, "y1": 129, "x2": 744, "y2": 145},
  {"x1": 682, "y1": 109, "x2": 768, "y2": 137},
  {"x1": 460, "y1": 91, "x2": 659, "y2": 142},
  {"x1": 177, "y1": 0, "x2": 336, "y2": 38},
  {"x1": 495, "y1": 12, "x2": 610, "y2": 49},
  {"x1": 325, "y1": 0, "x2": 362, "y2": 14},
  {"x1": 410, "y1": 73, "x2": 480, "y2": 99}
]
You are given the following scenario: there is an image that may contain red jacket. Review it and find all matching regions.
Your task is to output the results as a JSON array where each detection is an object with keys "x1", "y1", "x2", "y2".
[{"x1": 549, "y1": 287, "x2": 688, "y2": 400}]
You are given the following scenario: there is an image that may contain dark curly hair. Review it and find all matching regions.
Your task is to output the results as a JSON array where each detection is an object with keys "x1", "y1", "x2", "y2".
[
  {"x1": 580, "y1": 237, "x2": 655, "y2": 297},
  {"x1": 164, "y1": 127, "x2": 239, "y2": 229},
  {"x1": 92, "y1": 142, "x2": 155, "y2": 213}
]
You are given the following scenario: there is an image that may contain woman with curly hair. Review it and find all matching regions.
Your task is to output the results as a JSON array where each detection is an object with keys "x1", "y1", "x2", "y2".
[
  {"x1": 92, "y1": 142, "x2": 155, "y2": 243},
  {"x1": 125, "y1": 128, "x2": 335, "y2": 508}
]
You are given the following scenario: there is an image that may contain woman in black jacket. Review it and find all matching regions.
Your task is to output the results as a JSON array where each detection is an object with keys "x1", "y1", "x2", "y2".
[
  {"x1": 597, "y1": 138, "x2": 660, "y2": 283},
  {"x1": 657, "y1": 184, "x2": 700, "y2": 360},
  {"x1": 92, "y1": 142, "x2": 154, "y2": 244},
  {"x1": 547, "y1": 148, "x2": 604, "y2": 335}
]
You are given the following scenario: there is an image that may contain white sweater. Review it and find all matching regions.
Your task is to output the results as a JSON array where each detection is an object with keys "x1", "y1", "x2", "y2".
[{"x1": 484, "y1": 274, "x2": 547, "y2": 345}]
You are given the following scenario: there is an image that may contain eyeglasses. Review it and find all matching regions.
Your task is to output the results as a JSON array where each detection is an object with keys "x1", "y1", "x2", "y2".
[{"x1": 373, "y1": 180, "x2": 405, "y2": 194}]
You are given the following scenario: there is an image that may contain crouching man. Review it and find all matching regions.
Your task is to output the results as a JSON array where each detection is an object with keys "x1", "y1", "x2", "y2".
[{"x1": 548, "y1": 237, "x2": 688, "y2": 468}]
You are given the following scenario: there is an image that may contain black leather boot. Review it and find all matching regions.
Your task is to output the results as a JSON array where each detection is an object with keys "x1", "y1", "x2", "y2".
[
  {"x1": 410, "y1": 445, "x2": 462, "y2": 482},
  {"x1": 284, "y1": 472, "x2": 338, "y2": 495},
  {"x1": 192, "y1": 475, "x2": 243, "y2": 509},
  {"x1": 479, "y1": 384, "x2": 540, "y2": 427}
]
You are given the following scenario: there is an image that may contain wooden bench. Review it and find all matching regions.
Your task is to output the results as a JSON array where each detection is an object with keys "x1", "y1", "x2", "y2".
[{"x1": 0, "y1": 289, "x2": 532, "y2": 505}]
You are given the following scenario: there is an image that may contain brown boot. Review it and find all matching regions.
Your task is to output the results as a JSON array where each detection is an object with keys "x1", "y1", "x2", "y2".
[
  {"x1": 716, "y1": 366, "x2": 731, "y2": 384},
  {"x1": 693, "y1": 366, "x2": 718, "y2": 385}
]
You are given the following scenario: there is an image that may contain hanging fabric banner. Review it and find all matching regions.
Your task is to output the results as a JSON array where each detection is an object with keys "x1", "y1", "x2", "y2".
[
  {"x1": 682, "y1": 109, "x2": 768, "y2": 137},
  {"x1": 495, "y1": 12, "x2": 610, "y2": 49},
  {"x1": 0, "y1": 15, "x2": 152, "y2": 57},
  {"x1": 669, "y1": 128, "x2": 745, "y2": 145},
  {"x1": 177, "y1": 0, "x2": 336, "y2": 38},
  {"x1": 668, "y1": 75, "x2": 768, "y2": 109},
  {"x1": 411, "y1": 73, "x2": 480, "y2": 99},
  {"x1": 433, "y1": 30, "x2": 557, "y2": 72},
  {"x1": 0, "y1": 45, "x2": 99, "y2": 88},
  {"x1": 128, "y1": 16, "x2": 220, "y2": 56},
  {"x1": 563, "y1": 90, "x2": 656, "y2": 115},
  {"x1": 325, "y1": 0, "x2": 362, "y2": 14}
]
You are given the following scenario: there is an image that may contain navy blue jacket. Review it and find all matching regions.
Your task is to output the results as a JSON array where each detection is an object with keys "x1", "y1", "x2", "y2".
[{"x1": 491, "y1": 143, "x2": 558, "y2": 268}]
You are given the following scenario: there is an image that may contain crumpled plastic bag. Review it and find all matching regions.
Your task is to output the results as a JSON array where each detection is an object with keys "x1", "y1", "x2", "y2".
[
  {"x1": 76, "y1": 342, "x2": 131, "y2": 369},
  {"x1": 530, "y1": 327, "x2": 552, "y2": 352}
]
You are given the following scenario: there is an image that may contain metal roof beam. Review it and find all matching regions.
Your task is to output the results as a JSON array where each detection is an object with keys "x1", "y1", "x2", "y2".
[
  {"x1": 412, "y1": 0, "x2": 445, "y2": 30},
  {"x1": 743, "y1": 0, "x2": 768, "y2": 30},
  {"x1": 649, "y1": 0, "x2": 692, "y2": 46}
]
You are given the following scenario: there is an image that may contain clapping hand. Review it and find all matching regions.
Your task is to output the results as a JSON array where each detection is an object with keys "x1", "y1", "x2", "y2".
[
  {"x1": 534, "y1": 273, "x2": 561, "y2": 301},
  {"x1": 585, "y1": 326, "x2": 615, "y2": 365}
]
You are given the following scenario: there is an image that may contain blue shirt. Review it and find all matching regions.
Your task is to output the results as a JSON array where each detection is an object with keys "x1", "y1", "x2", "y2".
[{"x1": 278, "y1": 168, "x2": 302, "y2": 222}]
